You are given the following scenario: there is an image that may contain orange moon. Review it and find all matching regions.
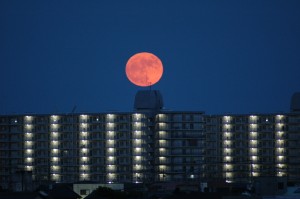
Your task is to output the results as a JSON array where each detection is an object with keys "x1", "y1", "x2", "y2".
[{"x1": 126, "y1": 52, "x2": 163, "y2": 87}]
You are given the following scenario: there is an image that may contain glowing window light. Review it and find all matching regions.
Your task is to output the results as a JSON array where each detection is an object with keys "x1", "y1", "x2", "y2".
[
  {"x1": 107, "y1": 165, "x2": 116, "y2": 171},
  {"x1": 80, "y1": 165, "x2": 89, "y2": 170},
  {"x1": 134, "y1": 164, "x2": 142, "y2": 171},
  {"x1": 52, "y1": 149, "x2": 59, "y2": 154},
  {"x1": 250, "y1": 132, "x2": 257, "y2": 138},
  {"x1": 25, "y1": 133, "x2": 33, "y2": 138},
  {"x1": 135, "y1": 156, "x2": 141, "y2": 160},
  {"x1": 158, "y1": 114, "x2": 166, "y2": 120},
  {"x1": 80, "y1": 123, "x2": 88, "y2": 128},
  {"x1": 51, "y1": 115, "x2": 59, "y2": 121},
  {"x1": 52, "y1": 157, "x2": 59, "y2": 162},
  {"x1": 81, "y1": 157, "x2": 88, "y2": 162},
  {"x1": 25, "y1": 124, "x2": 33, "y2": 130},
  {"x1": 277, "y1": 172, "x2": 284, "y2": 176},
  {"x1": 251, "y1": 156, "x2": 258, "y2": 161},
  {"x1": 51, "y1": 141, "x2": 59, "y2": 146},
  {"x1": 277, "y1": 148, "x2": 284, "y2": 153},
  {"x1": 224, "y1": 132, "x2": 231, "y2": 137},
  {"x1": 276, "y1": 115, "x2": 284, "y2": 122},
  {"x1": 107, "y1": 173, "x2": 116, "y2": 182},
  {"x1": 277, "y1": 139, "x2": 284, "y2": 143},
  {"x1": 250, "y1": 148, "x2": 257, "y2": 153},
  {"x1": 224, "y1": 164, "x2": 232, "y2": 169},
  {"x1": 133, "y1": 113, "x2": 142, "y2": 121},
  {"x1": 51, "y1": 166, "x2": 60, "y2": 171},
  {"x1": 277, "y1": 156, "x2": 284, "y2": 160},
  {"x1": 81, "y1": 148, "x2": 88, "y2": 153},
  {"x1": 225, "y1": 172, "x2": 233, "y2": 178},
  {"x1": 107, "y1": 122, "x2": 115, "y2": 127},
  {"x1": 25, "y1": 116, "x2": 33, "y2": 122},
  {"x1": 108, "y1": 156, "x2": 114, "y2": 160},
  {"x1": 80, "y1": 114, "x2": 88, "y2": 120},
  {"x1": 107, "y1": 114, "x2": 115, "y2": 122},
  {"x1": 224, "y1": 140, "x2": 231, "y2": 145},
  {"x1": 134, "y1": 139, "x2": 142, "y2": 144},
  {"x1": 80, "y1": 140, "x2": 88, "y2": 145},
  {"x1": 277, "y1": 131, "x2": 284, "y2": 136},
  {"x1": 250, "y1": 140, "x2": 257, "y2": 144},
  {"x1": 277, "y1": 164, "x2": 285, "y2": 169},
  {"x1": 159, "y1": 174, "x2": 165, "y2": 179},
  {"x1": 249, "y1": 115, "x2": 257, "y2": 120},
  {"x1": 223, "y1": 116, "x2": 231, "y2": 123},
  {"x1": 26, "y1": 149, "x2": 33, "y2": 154},
  {"x1": 80, "y1": 173, "x2": 89, "y2": 180},
  {"x1": 25, "y1": 166, "x2": 33, "y2": 171},
  {"x1": 225, "y1": 156, "x2": 231, "y2": 161},
  {"x1": 223, "y1": 124, "x2": 231, "y2": 129},
  {"x1": 159, "y1": 123, "x2": 166, "y2": 128},
  {"x1": 107, "y1": 139, "x2": 114, "y2": 143},
  {"x1": 81, "y1": 131, "x2": 88, "y2": 136},
  {"x1": 51, "y1": 124, "x2": 59, "y2": 131},
  {"x1": 25, "y1": 141, "x2": 33, "y2": 147},
  {"x1": 51, "y1": 132, "x2": 59, "y2": 138},
  {"x1": 251, "y1": 164, "x2": 259, "y2": 169},
  {"x1": 159, "y1": 157, "x2": 166, "y2": 161}
]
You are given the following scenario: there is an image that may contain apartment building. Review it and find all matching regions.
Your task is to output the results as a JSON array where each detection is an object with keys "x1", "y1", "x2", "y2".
[
  {"x1": 204, "y1": 114, "x2": 290, "y2": 183},
  {"x1": 0, "y1": 91, "x2": 299, "y2": 190}
]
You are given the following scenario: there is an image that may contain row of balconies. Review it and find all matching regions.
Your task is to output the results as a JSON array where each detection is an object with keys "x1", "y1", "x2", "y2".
[
  {"x1": 0, "y1": 130, "x2": 291, "y2": 139},
  {"x1": 206, "y1": 118, "x2": 287, "y2": 125},
  {"x1": 0, "y1": 116, "x2": 149, "y2": 125},
  {"x1": 1, "y1": 116, "x2": 298, "y2": 127},
  {"x1": 0, "y1": 114, "x2": 200, "y2": 125}
]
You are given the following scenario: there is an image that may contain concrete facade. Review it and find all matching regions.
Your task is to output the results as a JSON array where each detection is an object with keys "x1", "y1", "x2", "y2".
[{"x1": 0, "y1": 91, "x2": 300, "y2": 190}]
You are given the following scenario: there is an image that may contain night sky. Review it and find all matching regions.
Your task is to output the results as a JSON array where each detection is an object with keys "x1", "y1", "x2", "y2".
[{"x1": 1, "y1": 1, "x2": 300, "y2": 115}]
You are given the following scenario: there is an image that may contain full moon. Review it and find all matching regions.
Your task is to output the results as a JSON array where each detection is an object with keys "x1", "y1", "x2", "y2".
[{"x1": 125, "y1": 52, "x2": 163, "y2": 87}]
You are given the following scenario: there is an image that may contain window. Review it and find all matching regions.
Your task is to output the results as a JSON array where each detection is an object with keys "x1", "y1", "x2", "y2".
[{"x1": 80, "y1": 189, "x2": 90, "y2": 195}]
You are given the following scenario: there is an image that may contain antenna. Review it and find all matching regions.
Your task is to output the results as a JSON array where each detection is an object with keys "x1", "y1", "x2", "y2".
[{"x1": 71, "y1": 105, "x2": 77, "y2": 113}]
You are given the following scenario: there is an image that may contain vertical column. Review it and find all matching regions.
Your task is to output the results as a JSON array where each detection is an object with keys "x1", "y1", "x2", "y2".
[
  {"x1": 79, "y1": 115, "x2": 90, "y2": 181},
  {"x1": 132, "y1": 113, "x2": 144, "y2": 183},
  {"x1": 24, "y1": 116, "x2": 34, "y2": 172},
  {"x1": 222, "y1": 116, "x2": 233, "y2": 182},
  {"x1": 106, "y1": 114, "x2": 116, "y2": 183},
  {"x1": 157, "y1": 114, "x2": 169, "y2": 182},
  {"x1": 249, "y1": 115, "x2": 259, "y2": 178},
  {"x1": 275, "y1": 115, "x2": 286, "y2": 177},
  {"x1": 50, "y1": 115, "x2": 61, "y2": 182}
]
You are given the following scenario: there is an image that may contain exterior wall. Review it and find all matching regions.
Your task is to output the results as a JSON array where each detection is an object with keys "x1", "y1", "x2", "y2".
[
  {"x1": 203, "y1": 114, "x2": 290, "y2": 183},
  {"x1": 154, "y1": 112, "x2": 205, "y2": 182},
  {"x1": 0, "y1": 111, "x2": 299, "y2": 189},
  {"x1": 287, "y1": 114, "x2": 300, "y2": 183},
  {"x1": 203, "y1": 116, "x2": 223, "y2": 180},
  {"x1": 1, "y1": 113, "x2": 145, "y2": 188}
]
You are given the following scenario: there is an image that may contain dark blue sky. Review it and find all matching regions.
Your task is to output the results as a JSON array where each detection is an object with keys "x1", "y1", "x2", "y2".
[{"x1": 1, "y1": 0, "x2": 300, "y2": 115}]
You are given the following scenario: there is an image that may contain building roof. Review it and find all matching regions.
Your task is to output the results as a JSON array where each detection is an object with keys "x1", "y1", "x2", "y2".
[{"x1": 291, "y1": 92, "x2": 300, "y2": 112}]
